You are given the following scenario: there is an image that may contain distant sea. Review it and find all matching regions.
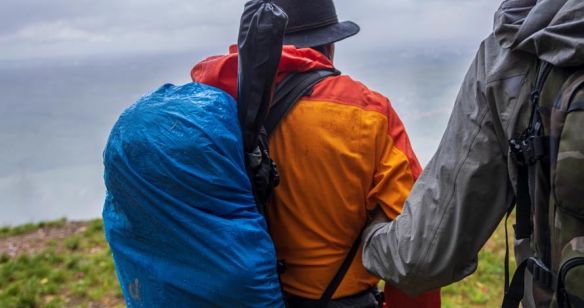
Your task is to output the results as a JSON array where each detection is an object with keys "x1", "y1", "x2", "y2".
[{"x1": 0, "y1": 48, "x2": 474, "y2": 226}]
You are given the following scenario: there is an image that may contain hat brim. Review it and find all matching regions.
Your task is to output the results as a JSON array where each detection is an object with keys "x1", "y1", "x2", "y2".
[{"x1": 283, "y1": 21, "x2": 360, "y2": 48}]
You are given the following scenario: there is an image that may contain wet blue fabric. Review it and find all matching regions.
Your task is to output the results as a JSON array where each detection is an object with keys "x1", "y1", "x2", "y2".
[{"x1": 102, "y1": 82, "x2": 283, "y2": 307}]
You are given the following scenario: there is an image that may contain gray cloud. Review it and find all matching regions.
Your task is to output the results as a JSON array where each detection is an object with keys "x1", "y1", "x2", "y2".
[
  {"x1": 0, "y1": 0, "x2": 241, "y2": 59},
  {"x1": 1, "y1": 0, "x2": 501, "y2": 60}
]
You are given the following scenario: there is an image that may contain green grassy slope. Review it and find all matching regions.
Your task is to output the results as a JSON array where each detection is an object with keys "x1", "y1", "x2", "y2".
[
  {"x1": 0, "y1": 218, "x2": 515, "y2": 307},
  {"x1": 0, "y1": 220, "x2": 123, "y2": 307}
]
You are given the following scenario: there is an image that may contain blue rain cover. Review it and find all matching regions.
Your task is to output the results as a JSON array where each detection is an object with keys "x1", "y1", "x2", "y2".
[{"x1": 102, "y1": 83, "x2": 283, "y2": 307}]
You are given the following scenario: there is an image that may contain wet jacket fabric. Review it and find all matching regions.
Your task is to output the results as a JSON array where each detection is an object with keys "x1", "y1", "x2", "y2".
[
  {"x1": 362, "y1": 0, "x2": 584, "y2": 301},
  {"x1": 191, "y1": 46, "x2": 427, "y2": 301}
]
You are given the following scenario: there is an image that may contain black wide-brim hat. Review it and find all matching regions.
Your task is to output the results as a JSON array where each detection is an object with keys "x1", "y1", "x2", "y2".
[{"x1": 273, "y1": 0, "x2": 360, "y2": 48}]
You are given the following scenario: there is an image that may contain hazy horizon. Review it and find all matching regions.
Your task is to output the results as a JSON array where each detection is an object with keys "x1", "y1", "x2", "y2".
[{"x1": 0, "y1": 0, "x2": 502, "y2": 226}]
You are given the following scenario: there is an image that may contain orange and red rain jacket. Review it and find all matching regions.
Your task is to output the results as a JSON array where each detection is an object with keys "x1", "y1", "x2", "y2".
[{"x1": 192, "y1": 45, "x2": 440, "y2": 307}]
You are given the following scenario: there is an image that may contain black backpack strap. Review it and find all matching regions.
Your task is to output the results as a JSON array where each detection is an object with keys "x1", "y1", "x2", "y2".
[
  {"x1": 265, "y1": 68, "x2": 368, "y2": 306},
  {"x1": 502, "y1": 259, "x2": 529, "y2": 308},
  {"x1": 264, "y1": 69, "x2": 340, "y2": 136},
  {"x1": 318, "y1": 227, "x2": 365, "y2": 306},
  {"x1": 516, "y1": 61, "x2": 553, "y2": 244},
  {"x1": 502, "y1": 61, "x2": 554, "y2": 307}
]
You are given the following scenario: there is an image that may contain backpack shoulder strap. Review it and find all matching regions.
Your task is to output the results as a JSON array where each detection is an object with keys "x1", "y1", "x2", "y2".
[
  {"x1": 502, "y1": 61, "x2": 554, "y2": 308},
  {"x1": 264, "y1": 69, "x2": 340, "y2": 136},
  {"x1": 317, "y1": 227, "x2": 364, "y2": 305},
  {"x1": 264, "y1": 68, "x2": 365, "y2": 304}
]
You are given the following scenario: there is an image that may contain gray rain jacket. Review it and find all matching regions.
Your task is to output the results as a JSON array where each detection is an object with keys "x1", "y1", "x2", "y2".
[{"x1": 363, "y1": 0, "x2": 584, "y2": 299}]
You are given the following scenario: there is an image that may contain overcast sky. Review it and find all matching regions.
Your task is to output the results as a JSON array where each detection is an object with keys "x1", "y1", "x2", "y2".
[
  {"x1": 0, "y1": 0, "x2": 503, "y2": 225},
  {"x1": 1, "y1": 0, "x2": 500, "y2": 60}
]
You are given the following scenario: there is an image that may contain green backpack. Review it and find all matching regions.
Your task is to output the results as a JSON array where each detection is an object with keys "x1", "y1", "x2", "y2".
[
  {"x1": 549, "y1": 69, "x2": 584, "y2": 308},
  {"x1": 501, "y1": 62, "x2": 584, "y2": 308}
]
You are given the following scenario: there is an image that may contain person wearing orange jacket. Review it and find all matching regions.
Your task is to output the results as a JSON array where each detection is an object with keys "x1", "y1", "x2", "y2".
[{"x1": 192, "y1": 0, "x2": 440, "y2": 306}]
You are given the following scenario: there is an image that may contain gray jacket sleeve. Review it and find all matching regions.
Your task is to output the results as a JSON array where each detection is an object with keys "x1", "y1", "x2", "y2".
[{"x1": 362, "y1": 37, "x2": 517, "y2": 295}]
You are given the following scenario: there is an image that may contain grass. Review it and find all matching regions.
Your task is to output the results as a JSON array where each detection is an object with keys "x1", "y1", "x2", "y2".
[
  {"x1": 0, "y1": 217, "x2": 516, "y2": 307},
  {"x1": 0, "y1": 218, "x2": 67, "y2": 239},
  {"x1": 0, "y1": 220, "x2": 123, "y2": 307},
  {"x1": 441, "y1": 215, "x2": 516, "y2": 307}
]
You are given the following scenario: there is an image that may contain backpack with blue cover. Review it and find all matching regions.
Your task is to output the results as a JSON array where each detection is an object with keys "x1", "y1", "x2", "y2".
[
  {"x1": 102, "y1": 1, "x2": 288, "y2": 306},
  {"x1": 102, "y1": 82, "x2": 283, "y2": 307}
]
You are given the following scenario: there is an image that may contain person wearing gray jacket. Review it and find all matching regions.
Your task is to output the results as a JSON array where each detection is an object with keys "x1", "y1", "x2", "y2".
[{"x1": 362, "y1": 0, "x2": 584, "y2": 307}]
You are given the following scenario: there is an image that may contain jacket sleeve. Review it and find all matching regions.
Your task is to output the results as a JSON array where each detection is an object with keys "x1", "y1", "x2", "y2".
[
  {"x1": 367, "y1": 97, "x2": 423, "y2": 220},
  {"x1": 362, "y1": 39, "x2": 516, "y2": 295}
]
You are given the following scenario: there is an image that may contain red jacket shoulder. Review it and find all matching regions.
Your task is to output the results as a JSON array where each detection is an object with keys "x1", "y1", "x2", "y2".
[{"x1": 309, "y1": 75, "x2": 390, "y2": 115}]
